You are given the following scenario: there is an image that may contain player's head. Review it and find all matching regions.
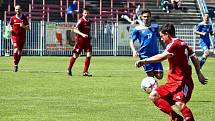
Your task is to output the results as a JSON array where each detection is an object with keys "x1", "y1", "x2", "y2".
[
  {"x1": 159, "y1": 23, "x2": 176, "y2": 44},
  {"x1": 15, "y1": 5, "x2": 22, "y2": 15},
  {"x1": 140, "y1": 9, "x2": 151, "y2": 26},
  {"x1": 82, "y1": 8, "x2": 89, "y2": 19},
  {"x1": 203, "y1": 13, "x2": 209, "y2": 24}
]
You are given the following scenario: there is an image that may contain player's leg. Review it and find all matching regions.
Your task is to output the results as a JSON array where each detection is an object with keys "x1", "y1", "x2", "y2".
[
  {"x1": 83, "y1": 52, "x2": 92, "y2": 76},
  {"x1": 149, "y1": 89, "x2": 183, "y2": 121},
  {"x1": 67, "y1": 52, "x2": 79, "y2": 76},
  {"x1": 67, "y1": 38, "x2": 83, "y2": 76},
  {"x1": 12, "y1": 41, "x2": 21, "y2": 72},
  {"x1": 83, "y1": 44, "x2": 92, "y2": 76},
  {"x1": 174, "y1": 83, "x2": 195, "y2": 121},
  {"x1": 144, "y1": 63, "x2": 163, "y2": 80},
  {"x1": 200, "y1": 50, "x2": 209, "y2": 67},
  {"x1": 143, "y1": 63, "x2": 155, "y2": 77},
  {"x1": 16, "y1": 41, "x2": 25, "y2": 67},
  {"x1": 13, "y1": 47, "x2": 19, "y2": 72},
  {"x1": 153, "y1": 62, "x2": 163, "y2": 80},
  {"x1": 175, "y1": 102, "x2": 195, "y2": 121},
  {"x1": 199, "y1": 42, "x2": 210, "y2": 69}
]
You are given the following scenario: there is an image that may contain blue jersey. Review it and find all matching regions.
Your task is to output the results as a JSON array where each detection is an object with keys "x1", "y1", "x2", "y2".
[
  {"x1": 196, "y1": 21, "x2": 213, "y2": 44},
  {"x1": 132, "y1": 22, "x2": 159, "y2": 58}
]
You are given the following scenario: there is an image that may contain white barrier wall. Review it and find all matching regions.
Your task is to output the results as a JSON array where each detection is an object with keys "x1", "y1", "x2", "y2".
[{"x1": 0, "y1": 20, "x2": 197, "y2": 56}]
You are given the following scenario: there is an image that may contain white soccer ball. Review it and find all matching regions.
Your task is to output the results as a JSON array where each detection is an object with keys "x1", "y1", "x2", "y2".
[{"x1": 140, "y1": 77, "x2": 158, "y2": 94}]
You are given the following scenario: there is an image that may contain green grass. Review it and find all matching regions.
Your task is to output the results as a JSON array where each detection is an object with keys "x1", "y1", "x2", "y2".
[{"x1": 0, "y1": 56, "x2": 214, "y2": 121}]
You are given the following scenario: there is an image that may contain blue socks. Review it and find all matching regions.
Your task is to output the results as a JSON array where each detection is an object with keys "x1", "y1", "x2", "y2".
[{"x1": 199, "y1": 56, "x2": 207, "y2": 69}]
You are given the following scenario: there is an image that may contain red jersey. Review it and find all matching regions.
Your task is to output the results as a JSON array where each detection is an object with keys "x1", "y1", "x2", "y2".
[
  {"x1": 10, "y1": 14, "x2": 29, "y2": 42},
  {"x1": 76, "y1": 17, "x2": 91, "y2": 39},
  {"x1": 165, "y1": 38, "x2": 194, "y2": 83}
]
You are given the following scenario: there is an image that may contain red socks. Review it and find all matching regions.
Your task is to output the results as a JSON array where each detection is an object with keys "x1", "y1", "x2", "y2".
[
  {"x1": 13, "y1": 53, "x2": 21, "y2": 65},
  {"x1": 180, "y1": 106, "x2": 195, "y2": 121},
  {"x1": 68, "y1": 56, "x2": 91, "y2": 73},
  {"x1": 154, "y1": 98, "x2": 195, "y2": 121},
  {"x1": 154, "y1": 98, "x2": 182, "y2": 120},
  {"x1": 68, "y1": 56, "x2": 76, "y2": 70},
  {"x1": 154, "y1": 98, "x2": 175, "y2": 115},
  {"x1": 84, "y1": 57, "x2": 91, "y2": 73}
]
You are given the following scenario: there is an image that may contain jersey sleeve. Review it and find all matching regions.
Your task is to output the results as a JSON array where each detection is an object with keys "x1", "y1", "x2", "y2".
[
  {"x1": 196, "y1": 24, "x2": 202, "y2": 32},
  {"x1": 164, "y1": 42, "x2": 175, "y2": 55},
  {"x1": 10, "y1": 17, "x2": 13, "y2": 26},
  {"x1": 76, "y1": 19, "x2": 82, "y2": 29},
  {"x1": 187, "y1": 45, "x2": 195, "y2": 57},
  {"x1": 131, "y1": 28, "x2": 138, "y2": 42}
]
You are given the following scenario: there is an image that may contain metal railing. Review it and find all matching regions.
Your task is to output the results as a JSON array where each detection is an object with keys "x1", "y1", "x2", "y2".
[
  {"x1": 0, "y1": 20, "x2": 197, "y2": 56},
  {"x1": 196, "y1": 0, "x2": 208, "y2": 17}
]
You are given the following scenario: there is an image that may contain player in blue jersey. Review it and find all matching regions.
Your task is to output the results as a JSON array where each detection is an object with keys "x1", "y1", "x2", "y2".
[
  {"x1": 130, "y1": 9, "x2": 163, "y2": 79},
  {"x1": 195, "y1": 13, "x2": 214, "y2": 69}
]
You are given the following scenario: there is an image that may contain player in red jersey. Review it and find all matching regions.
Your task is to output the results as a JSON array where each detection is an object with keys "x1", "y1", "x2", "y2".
[
  {"x1": 67, "y1": 8, "x2": 92, "y2": 76},
  {"x1": 10, "y1": 5, "x2": 29, "y2": 72},
  {"x1": 136, "y1": 23, "x2": 207, "y2": 121}
]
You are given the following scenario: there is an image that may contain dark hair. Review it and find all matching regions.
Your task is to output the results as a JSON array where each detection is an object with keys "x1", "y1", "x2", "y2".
[
  {"x1": 15, "y1": 4, "x2": 21, "y2": 9},
  {"x1": 141, "y1": 9, "x2": 151, "y2": 17},
  {"x1": 82, "y1": 8, "x2": 89, "y2": 13},
  {"x1": 160, "y1": 23, "x2": 176, "y2": 37}
]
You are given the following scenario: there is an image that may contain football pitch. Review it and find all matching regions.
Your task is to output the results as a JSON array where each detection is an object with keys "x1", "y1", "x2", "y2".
[{"x1": 0, "y1": 56, "x2": 215, "y2": 121}]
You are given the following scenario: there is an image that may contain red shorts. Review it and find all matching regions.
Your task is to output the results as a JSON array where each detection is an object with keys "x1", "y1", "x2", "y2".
[
  {"x1": 11, "y1": 36, "x2": 26, "y2": 50},
  {"x1": 73, "y1": 37, "x2": 92, "y2": 54},
  {"x1": 156, "y1": 79, "x2": 194, "y2": 104}
]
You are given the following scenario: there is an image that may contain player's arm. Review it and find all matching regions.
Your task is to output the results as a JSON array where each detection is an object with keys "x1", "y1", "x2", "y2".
[
  {"x1": 190, "y1": 54, "x2": 208, "y2": 85},
  {"x1": 129, "y1": 40, "x2": 138, "y2": 57},
  {"x1": 195, "y1": 30, "x2": 207, "y2": 36},
  {"x1": 135, "y1": 51, "x2": 169, "y2": 68},
  {"x1": 130, "y1": 28, "x2": 139, "y2": 57},
  {"x1": 20, "y1": 18, "x2": 30, "y2": 30},
  {"x1": 195, "y1": 25, "x2": 206, "y2": 36},
  {"x1": 22, "y1": 24, "x2": 30, "y2": 30},
  {"x1": 74, "y1": 20, "x2": 88, "y2": 38},
  {"x1": 73, "y1": 27, "x2": 88, "y2": 38}
]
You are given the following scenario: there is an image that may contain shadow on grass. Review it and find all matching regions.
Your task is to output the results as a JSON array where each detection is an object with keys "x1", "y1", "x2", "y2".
[
  {"x1": 1, "y1": 69, "x2": 133, "y2": 78},
  {"x1": 190, "y1": 100, "x2": 213, "y2": 103}
]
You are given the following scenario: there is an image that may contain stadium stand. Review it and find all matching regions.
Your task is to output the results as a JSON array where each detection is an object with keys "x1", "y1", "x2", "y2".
[
  {"x1": 0, "y1": 0, "x2": 203, "y2": 25},
  {"x1": 205, "y1": 0, "x2": 215, "y2": 21}
]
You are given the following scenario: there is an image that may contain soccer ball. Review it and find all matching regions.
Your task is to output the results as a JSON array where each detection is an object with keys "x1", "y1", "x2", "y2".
[{"x1": 140, "y1": 77, "x2": 158, "y2": 94}]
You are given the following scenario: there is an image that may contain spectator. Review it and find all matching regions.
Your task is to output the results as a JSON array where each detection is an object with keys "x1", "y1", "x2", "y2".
[
  {"x1": 171, "y1": 0, "x2": 182, "y2": 10},
  {"x1": 121, "y1": 5, "x2": 143, "y2": 25},
  {"x1": 161, "y1": 0, "x2": 170, "y2": 13}
]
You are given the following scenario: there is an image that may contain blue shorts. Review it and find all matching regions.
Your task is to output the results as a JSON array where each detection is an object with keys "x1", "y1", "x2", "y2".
[
  {"x1": 143, "y1": 62, "x2": 163, "y2": 73},
  {"x1": 140, "y1": 56, "x2": 163, "y2": 72},
  {"x1": 200, "y1": 39, "x2": 210, "y2": 51}
]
